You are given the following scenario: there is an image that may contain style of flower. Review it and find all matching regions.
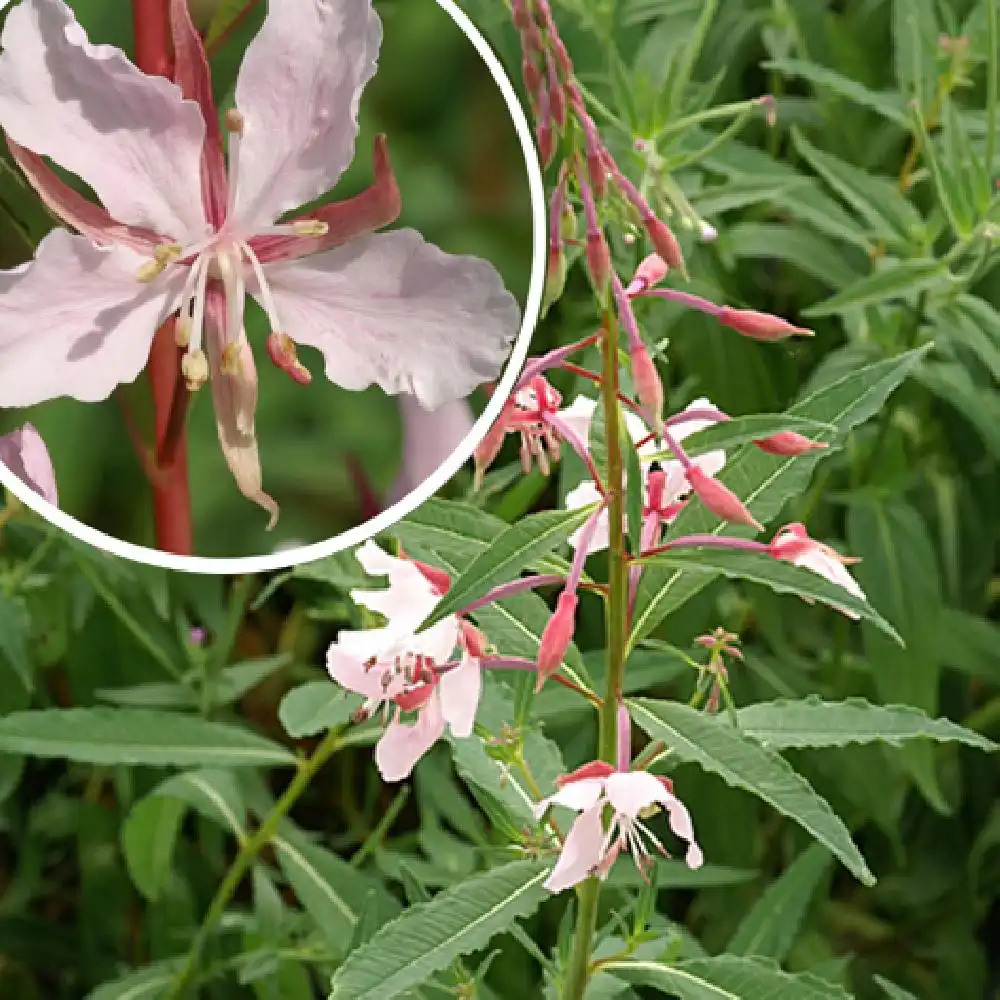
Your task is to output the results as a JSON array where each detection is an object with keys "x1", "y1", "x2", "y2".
[
  {"x1": 563, "y1": 396, "x2": 725, "y2": 553},
  {"x1": 534, "y1": 760, "x2": 703, "y2": 892},
  {"x1": 0, "y1": 0, "x2": 519, "y2": 521},
  {"x1": 326, "y1": 540, "x2": 482, "y2": 781},
  {"x1": 769, "y1": 522, "x2": 867, "y2": 616},
  {"x1": 0, "y1": 423, "x2": 58, "y2": 506}
]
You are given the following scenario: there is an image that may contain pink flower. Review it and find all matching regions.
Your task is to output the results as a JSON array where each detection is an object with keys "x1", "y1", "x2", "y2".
[
  {"x1": 534, "y1": 760, "x2": 703, "y2": 892},
  {"x1": 0, "y1": 0, "x2": 518, "y2": 521},
  {"x1": 563, "y1": 396, "x2": 725, "y2": 553},
  {"x1": 326, "y1": 541, "x2": 481, "y2": 780},
  {"x1": 386, "y1": 395, "x2": 475, "y2": 505},
  {"x1": 769, "y1": 522, "x2": 866, "y2": 616},
  {"x1": 0, "y1": 423, "x2": 58, "y2": 506}
]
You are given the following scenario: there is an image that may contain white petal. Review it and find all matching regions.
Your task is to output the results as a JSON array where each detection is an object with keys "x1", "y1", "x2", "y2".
[
  {"x1": 792, "y1": 548, "x2": 867, "y2": 610},
  {"x1": 376, "y1": 698, "x2": 446, "y2": 782},
  {"x1": 602, "y1": 770, "x2": 666, "y2": 819},
  {"x1": 566, "y1": 481, "x2": 609, "y2": 553},
  {"x1": 386, "y1": 395, "x2": 475, "y2": 505},
  {"x1": 538, "y1": 778, "x2": 605, "y2": 816},
  {"x1": 0, "y1": 230, "x2": 183, "y2": 405},
  {"x1": 0, "y1": 0, "x2": 206, "y2": 238},
  {"x1": 232, "y1": 0, "x2": 381, "y2": 230},
  {"x1": 260, "y1": 230, "x2": 519, "y2": 408},
  {"x1": 558, "y1": 396, "x2": 597, "y2": 447},
  {"x1": 543, "y1": 805, "x2": 606, "y2": 893},
  {"x1": 0, "y1": 424, "x2": 58, "y2": 506},
  {"x1": 661, "y1": 794, "x2": 704, "y2": 870},
  {"x1": 326, "y1": 643, "x2": 402, "y2": 700},
  {"x1": 438, "y1": 655, "x2": 481, "y2": 738},
  {"x1": 351, "y1": 542, "x2": 442, "y2": 631}
]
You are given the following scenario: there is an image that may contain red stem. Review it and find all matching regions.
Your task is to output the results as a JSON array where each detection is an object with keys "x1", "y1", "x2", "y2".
[{"x1": 132, "y1": 0, "x2": 193, "y2": 555}]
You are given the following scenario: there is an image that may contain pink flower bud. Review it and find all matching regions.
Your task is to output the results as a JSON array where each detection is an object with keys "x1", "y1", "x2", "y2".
[
  {"x1": 754, "y1": 432, "x2": 829, "y2": 456},
  {"x1": 552, "y1": 36, "x2": 573, "y2": 77},
  {"x1": 642, "y1": 217, "x2": 687, "y2": 279},
  {"x1": 685, "y1": 466, "x2": 763, "y2": 532},
  {"x1": 536, "y1": 120, "x2": 555, "y2": 168},
  {"x1": 408, "y1": 557, "x2": 452, "y2": 596},
  {"x1": 543, "y1": 246, "x2": 567, "y2": 315},
  {"x1": 626, "y1": 253, "x2": 669, "y2": 295},
  {"x1": 473, "y1": 414, "x2": 510, "y2": 489},
  {"x1": 587, "y1": 151, "x2": 607, "y2": 199},
  {"x1": 460, "y1": 620, "x2": 489, "y2": 659},
  {"x1": 717, "y1": 307, "x2": 813, "y2": 342},
  {"x1": 630, "y1": 341, "x2": 663, "y2": 434},
  {"x1": 511, "y1": 0, "x2": 532, "y2": 31},
  {"x1": 585, "y1": 232, "x2": 611, "y2": 296},
  {"x1": 522, "y1": 56, "x2": 543, "y2": 98},
  {"x1": 537, "y1": 590, "x2": 578, "y2": 690},
  {"x1": 547, "y1": 59, "x2": 567, "y2": 128}
]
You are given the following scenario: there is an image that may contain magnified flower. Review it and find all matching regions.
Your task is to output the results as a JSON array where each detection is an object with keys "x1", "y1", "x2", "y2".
[
  {"x1": 0, "y1": 0, "x2": 519, "y2": 522},
  {"x1": 0, "y1": 422, "x2": 58, "y2": 505},
  {"x1": 326, "y1": 540, "x2": 482, "y2": 781}
]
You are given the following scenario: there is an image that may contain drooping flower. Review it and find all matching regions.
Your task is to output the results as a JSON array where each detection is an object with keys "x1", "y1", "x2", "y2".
[
  {"x1": 0, "y1": 0, "x2": 519, "y2": 522},
  {"x1": 326, "y1": 540, "x2": 482, "y2": 780},
  {"x1": 0, "y1": 422, "x2": 58, "y2": 506},
  {"x1": 563, "y1": 396, "x2": 725, "y2": 553},
  {"x1": 534, "y1": 760, "x2": 703, "y2": 892},
  {"x1": 769, "y1": 522, "x2": 867, "y2": 616}
]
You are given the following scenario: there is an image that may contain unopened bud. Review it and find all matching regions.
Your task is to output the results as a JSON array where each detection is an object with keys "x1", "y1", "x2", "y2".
[
  {"x1": 586, "y1": 151, "x2": 607, "y2": 200},
  {"x1": 522, "y1": 56, "x2": 543, "y2": 98},
  {"x1": 559, "y1": 202, "x2": 578, "y2": 241},
  {"x1": 181, "y1": 349, "x2": 209, "y2": 392},
  {"x1": 411, "y1": 557, "x2": 451, "y2": 596},
  {"x1": 585, "y1": 231, "x2": 611, "y2": 297},
  {"x1": 686, "y1": 466, "x2": 763, "y2": 532},
  {"x1": 626, "y1": 253, "x2": 669, "y2": 295},
  {"x1": 643, "y1": 217, "x2": 687, "y2": 279},
  {"x1": 473, "y1": 420, "x2": 508, "y2": 490},
  {"x1": 543, "y1": 247, "x2": 567, "y2": 316},
  {"x1": 630, "y1": 341, "x2": 663, "y2": 435},
  {"x1": 511, "y1": 0, "x2": 532, "y2": 30},
  {"x1": 461, "y1": 620, "x2": 489, "y2": 659},
  {"x1": 717, "y1": 307, "x2": 814, "y2": 342},
  {"x1": 536, "y1": 119, "x2": 555, "y2": 168},
  {"x1": 536, "y1": 590, "x2": 578, "y2": 690},
  {"x1": 754, "y1": 432, "x2": 829, "y2": 456}
]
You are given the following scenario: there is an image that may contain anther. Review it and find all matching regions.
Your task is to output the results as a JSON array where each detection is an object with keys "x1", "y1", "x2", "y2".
[
  {"x1": 225, "y1": 109, "x2": 245, "y2": 135},
  {"x1": 220, "y1": 342, "x2": 244, "y2": 377},
  {"x1": 174, "y1": 315, "x2": 192, "y2": 349},
  {"x1": 181, "y1": 349, "x2": 209, "y2": 392},
  {"x1": 292, "y1": 220, "x2": 329, "y2": 237}
]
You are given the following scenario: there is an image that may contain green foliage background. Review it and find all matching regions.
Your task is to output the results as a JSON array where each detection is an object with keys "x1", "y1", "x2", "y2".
[
  {"x1": 0, "y1": 1, "x2": 999, "y2": 1000},
  {"x1": 0, "y1": 0, "x2": 533, "y2": 556}
]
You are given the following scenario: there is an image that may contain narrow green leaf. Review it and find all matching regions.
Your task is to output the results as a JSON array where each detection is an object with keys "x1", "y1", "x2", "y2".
[
  {"x1": 874, "y1": 975, "x2": 920, "y2": 999},
  {"x1": 329, "y1": 860, "x2": 549, "y2": 1000},
  {"x1": 419, "y1": 505, "x2": 597, "y2": 629},
  {"x1": 607, "y1": 956, "x2": 853, "y2": 1000},
  {"x1": 85, "y1": 961, "x2": 182, "y2": 1000},
  {"x1": 278, "y1": 681, "x2": 361, "y2": 738},
  {"x1": 629, "y1": 347, "x2": 928, "y2": 650},
  {"x1": 636, "y1": 549, "x2": 900, "y2": 641},
  {"x1": 804, "y1": 259, "x2": 948, "y2": 317},
  {"x1": 738, "y1": 697, "x2": 996, "y2": 752},
  {"x1": 916, "y1": 360, "x2": 1000, "y2": 460},
  {"x1": 122, "y1": 795, "x2": 185, "y2": 902},
  {"x1": 149, "y1": 768, "x2": 247, "y2": 835},
  {"x1": 0, "y1": 709, "x2": 294, "y2": 767},
  {"x1": 727, "y1": 843, "x2": 831, "y2": 959},
  {"x1": 0, "y1": 593, "x2": 31, "y2": 691},
  {"x1": 629, "y1": 699, "x2": 875, "y2": 885},
  {"x1": 726, "y1": 222, "x2": 863, "y2": 289}
]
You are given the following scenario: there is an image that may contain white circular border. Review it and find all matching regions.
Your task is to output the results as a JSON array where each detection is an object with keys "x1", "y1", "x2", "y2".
[{"x1": 0, "y1": 0, "x2": 545, "y2": 576}]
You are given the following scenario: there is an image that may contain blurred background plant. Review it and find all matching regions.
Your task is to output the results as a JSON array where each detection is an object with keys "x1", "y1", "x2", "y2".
[
  {"x1": 0, "y1": 0, "x2": 533, "y2": 556},
  {"x1": 0, "y1": 1, "x2": 999, "y2": 999}
]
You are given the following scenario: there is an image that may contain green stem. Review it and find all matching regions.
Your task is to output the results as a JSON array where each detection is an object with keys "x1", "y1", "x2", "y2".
[
  {"x1": 163, "y1": 727, "x2": 343, "y2": 1000},
  {"x1": 988, "y1": 0, "x2": 998, "y2": 184},
  {"x1": 563, "y1": 312, "x2": 628, "y2": 1000}
]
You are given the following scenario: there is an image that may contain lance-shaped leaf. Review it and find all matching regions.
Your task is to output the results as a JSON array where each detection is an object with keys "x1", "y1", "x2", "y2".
[
  {"x1": 634, "y1": 549, "x2": 900, "y2": 641},
  {"x1": 737, "y1": 697, "x2": 996, "y2": 752},
  {"x1": 629, "y1": 346, "x2": 928, "y2": 652},
  {"x1": 0, "y1": 708, "x2": 294, "y2": 768},
  {"x1": 418, "y1": 505, "x2": 598, "y2": 629},
  {"x1": 328, "y1": 859, "x2": 550, "y2": 1000},
  {"x1": 628, "y1": 699, "x2": 875, "y2": 885},
  {"x1": 804, "y1": 258, "x2": 949, "y2": 317},
  {"x1": 278, "y1": 682, "x2": 362, "y2": 738}
]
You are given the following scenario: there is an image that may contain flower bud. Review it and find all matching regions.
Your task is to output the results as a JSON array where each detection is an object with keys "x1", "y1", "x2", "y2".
[
  {"x1": 626, "y1": 253, "x2": 669, "y2": 295},
  {"x1": 754, "y1": 432, "x2": 829, "y2": 456},
  {"x1": 536, "y1": 590, "x2": 578, "y2": 690},
  {"x1": 521, "y1": 56, "x2": 543, "y2": 99},
  {"x1": 642, "y1": 217, "x2": 687, "y2": 279},
  {"x1": 685, "y1": 466, "x2": 763, "y2": 532},
  {"x1": 560, "y1": 202, "x2": 578, "y2": 241},
  {"x1": 536, "y1": 120, "x2": 555, "y2": 168},
  {"x1": 585, "y1": 231, "x2": 611, "y2": 297},
  {"x1": 460, "y1": 620, "x2": 489, "y2": 659},
  {"x1": 587, "y1": 150, "x2": 607, "y2": 199},
  {"x1": 542, "y1": 247, "x2": 567, "y2": 316},
  {"x1": 629, "y1": 341, "x2": 663, "y2": 435},
  {"x1": 511, "y1": 0, "x2": 532, "y2": 30},
  {"x1": 717, "y1": 307, "x2": 813, "y2": 342}
]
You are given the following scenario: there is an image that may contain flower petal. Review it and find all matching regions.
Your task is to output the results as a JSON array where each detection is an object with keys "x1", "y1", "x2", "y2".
[
  {"x1": 351, "y1": 541, "x2": 442, "y2": 631},
  {"x1": 661, "y1": 794, "x2": 704, "y2": 870},
  {"x1": 543, "y1": 805, "x2": 605, "y2": 893},
  {"x1": 326, "y1": 643, "x2": 402, "y2": 701},
  {"x1": 0, "y1": 0, "x2": 206, "y2": 238},
  {"x1": 376, "y1": 697, "x2": 446, "y2": 782},
  {"x1": 260, "y1": 229, "x2": 520, "y2": 409},
  {"x1": 566, "y1": 481, "x2": 609, "y2": 553},
  {"x1": 602, "y1": 770, "x2": 666, "y2": 819},
  {"x1": 438, "y1": 654, "x2": 481, "y2": 738},
  {"x1": 231, "y1": 0, "x2": 381, "y2": 230},
  {"x1": 203, "y1": 285, "x2": 279, "y2": 527},
  {"x1": 386, "y1": 395, "x2": 475, "y2": 505},
  {"x1": 535, "y1": 777, "x2": 605, "y2": 817},
  {"x1": 0, "y1": 423, "x2": 58, "y2": 506},
  {"x1": 0, "y1": 230, "x2": 183, "y2": 405},
  {"x1": 792, "y1": 547, "x2": 867, "y2": 611},
  {"x1": 558, "y1": 396, "x2": 597, "y2": 446}
]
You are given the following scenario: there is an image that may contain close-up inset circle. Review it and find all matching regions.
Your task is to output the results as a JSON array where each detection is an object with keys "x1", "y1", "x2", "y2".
[{"x1": 0, "y1": 0, "x2": 545, "y2": 572}]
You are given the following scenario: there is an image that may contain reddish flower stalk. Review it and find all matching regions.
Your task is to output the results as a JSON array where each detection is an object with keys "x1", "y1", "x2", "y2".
[
  {"x1": 132, "y1": 0, "x2": 193, "y2": 554},
  {"x1": 459, "y1": 573, "x2": 566, "y2": 615}
]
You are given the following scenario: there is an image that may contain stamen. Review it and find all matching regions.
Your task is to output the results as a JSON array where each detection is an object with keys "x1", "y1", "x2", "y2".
[
  {"x1": 225, "y1": 110, "x2": 245, "y2": 222},
  {"x1": 254, "y1": 220, "x2": 330, "y2": 238},
  {"x1": 181, "y1": 349, "x2": 209, "y2": 391},
  {"x1": 136, "y1": 242, "x2": 182, "y2": 283}
]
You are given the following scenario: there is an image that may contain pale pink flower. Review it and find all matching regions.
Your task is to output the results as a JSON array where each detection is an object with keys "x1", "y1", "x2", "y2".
[
  {"x1": 563, "y1": 396, "x2": 725, "y2": 553},
  {"x1": 769, "y1": 522, "x2": 867, "y2": 616},
  {"x1": 326, "y1": 541, "x2": 481, "y2": 781},
  {"x1": 0, "y1": 0, "x2": 518, "y2": 522},
  {"x1": 534, "y1": 760, "x2": 703, "y2": 892},
  {"x1": 386, "y1": 395, "x2": 475, "y2": 505},
  {"x1": 0, "y1": 422, "x2": 58, "y2": 506}
]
